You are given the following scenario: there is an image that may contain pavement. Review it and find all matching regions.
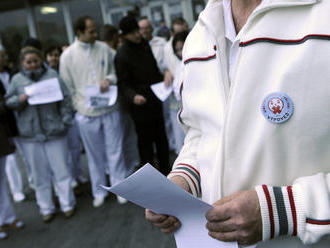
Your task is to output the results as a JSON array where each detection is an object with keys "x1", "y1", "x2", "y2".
[{"x1": 2, "y1": 155, "x2": 176, "y2": 248}]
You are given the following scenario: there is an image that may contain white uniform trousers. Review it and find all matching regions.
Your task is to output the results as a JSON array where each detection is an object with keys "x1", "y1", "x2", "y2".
[
  {"x1": 0, "y1": 157, "x2": 16, "y2": 226},
  {"x1": 14, "y1": 138, "x2": 33, "y2": 187},
  {"x1": 67, "y1": 118, "x2": 84, "y2": 181},
  {"x1": 163, "y1": 98, "x2": 176, "y2": 151},
  {"x1": 5, "y1": 153, "x2": 24, "y2": 197},
  {"x1": 21, "y1": 136, "x2": 75, "y2": 216},
  {"x1": 170, "y1": 109, "x2": 185, "y2": 154},
  {"x1": 76, "y1": 110, "x2": 133, "y2": 198}
]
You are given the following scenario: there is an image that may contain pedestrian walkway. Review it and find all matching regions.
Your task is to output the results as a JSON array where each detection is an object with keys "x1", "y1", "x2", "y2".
[{"x1": 2, "y1": 155, "x2": 176, "y2": 248}]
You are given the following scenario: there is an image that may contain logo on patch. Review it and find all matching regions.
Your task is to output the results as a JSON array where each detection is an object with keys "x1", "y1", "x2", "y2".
[{"x1": 261, "y1": 92, "x2": 294, "y2": 124}]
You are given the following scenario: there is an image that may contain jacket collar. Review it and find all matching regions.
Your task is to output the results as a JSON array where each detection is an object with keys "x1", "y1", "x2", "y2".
[{"x1": 200, "y1": 0, "x2": 320, "y2": 41}]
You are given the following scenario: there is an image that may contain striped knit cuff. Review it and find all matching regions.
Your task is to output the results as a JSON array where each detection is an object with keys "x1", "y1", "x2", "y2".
[
  {"x1": 255, "y1": 185, "x2": 304, "y2": 241},
  {"x1": 168, "y1": 163, "x2": 201, "y2": 197}
]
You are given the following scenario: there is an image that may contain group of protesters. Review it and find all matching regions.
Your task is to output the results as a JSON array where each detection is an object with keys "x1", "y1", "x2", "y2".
[{"x1": 0, "y1": 14, "x2": 189, "y2": 240}]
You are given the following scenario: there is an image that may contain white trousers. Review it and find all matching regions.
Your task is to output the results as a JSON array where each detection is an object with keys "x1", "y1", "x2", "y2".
[
  {"x1": 5, "y1": 152, "x2": 24, "y2": 196},
  {"x1": 163, "y1": 98, "x2": 176, "y2": 151},
  {"x1": 76, "y1": 111, "x2": 135, "y2": 198},
  {"x1": 13, "y1": 138, "x2": 33, "y2": 187},
  {"x1": 21, "y1": 136, "x2": 75, "y2": 215},
  {"x1": 0, "y1": 157, "x2": 16, "y2": 226},
  {"x1": 67, "y1": 118, "x2": 84, "y2": 181},
  {"x1": 170, "y1": 109, "x2": 185, "y2": 154}
]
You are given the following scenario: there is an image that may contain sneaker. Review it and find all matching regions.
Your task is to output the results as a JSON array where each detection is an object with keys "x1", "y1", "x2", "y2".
[
  {"x1": 71, "y1": 180, "x2": 78, "y2": 188},
  {"x1": 77, "y1": 175, "x2": 89, "y2": 184},
  {"x1": 64, "y1": 209, "x2": 75, "y2": 219},
  {"x1": 13, "y1": 192, "x2": 25, "y2": 203},
  {"x1": 42, "y1": 213, "x2": 55, "y2": 223},
  {"x1": 0, "y1": 229, "x2": 8, "y2": 240},
  {"x1": 3, "y1": 219, "x2": 24, "y2": 229},
  {"x1": 117, "y1": 196, "x2": 128, "y2": 204},
  {"x1": 93, "y1": 197, "x2": 105, "y2": 208}
]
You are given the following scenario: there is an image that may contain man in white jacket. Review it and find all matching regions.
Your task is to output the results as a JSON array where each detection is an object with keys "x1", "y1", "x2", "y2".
[
  {"x1": 146, "y1": 0, "x2": 330, "y2": 247},
  {"x1": 60, "y1": 16, "x2": 131, "y2": 207}
]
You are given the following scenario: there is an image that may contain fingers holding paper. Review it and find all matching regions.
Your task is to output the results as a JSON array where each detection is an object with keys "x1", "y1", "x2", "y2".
[
  {"x1": 99, "y1": 79, "x2": 110, "y2": 93},
  {"x1": 205, "y1": 190, "x2": 262, "y2": 246},
  {"x1": 19, "y1": 93, "x2": 29, "y2": 103},
  {"x1": 145, "y1": 209, "x2": 181, "y2": 234}
]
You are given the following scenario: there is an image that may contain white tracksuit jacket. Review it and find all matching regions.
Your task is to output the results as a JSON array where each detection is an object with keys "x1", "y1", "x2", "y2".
[{"x1": 168, "y1": 0, "x2": 330, "y2": 247}]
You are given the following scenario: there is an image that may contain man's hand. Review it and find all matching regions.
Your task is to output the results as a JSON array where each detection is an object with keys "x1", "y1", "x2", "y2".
[
  {"x1": 205, "y1": 190, "x2": 262, "y2": 246},
  {"x1": 19, "y1": 93, "x2": 29, "y2": 103},
  {"x1": 145, "y1": 176, "x2": 191, "y2": 234},
  {"x1": 99, "y1": 79, "x2": 110, "y2": 93},
  {"x1": 133, "y1": 94, "x2": 147, "y2": 105},
  {"x1": 164, "y1": 70, "x2": 173, "y2": 87}
]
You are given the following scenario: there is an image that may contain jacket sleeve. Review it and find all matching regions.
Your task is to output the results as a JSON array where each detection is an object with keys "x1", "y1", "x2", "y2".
[
  {"x1": 105, "y1": 48, "x2": 117, "y2": 85},
  {"x1": 255, "y1": 173, "x2": 330, "y2": 244},
  {"x1": 59, "y1": 53, "x2": 78, "y2": 110},
  {"x1": 5, "y1": 77, "x2": 27, "y2": 111},
  {"x1": 114, "y1": 53, "x2": 137, "y2": 103},
  {"x1": 58, "y1": 76, "x2": 73, "y2": 127},
  {"x1": 167, "y1": 65, "x2": 202, "y2": 198}
]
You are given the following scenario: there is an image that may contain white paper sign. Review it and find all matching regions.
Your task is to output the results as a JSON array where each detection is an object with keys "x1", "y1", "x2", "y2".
[
  {"x1": 25, "y1": 78, "x2": 63, "y2": 105},
  {"x1": 150, "y1": 81, "x2": 173, "y2": 102},
  {"x1": 101, "y1": 164, "x2": 238, "y2": 248},
  {"x1": 85, "y1": 85, "x2": 118, "y2": 108}
]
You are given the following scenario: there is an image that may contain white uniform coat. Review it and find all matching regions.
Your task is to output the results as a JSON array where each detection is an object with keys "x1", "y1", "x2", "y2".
[{"x1": 169, "y1": 0, "x2": 330, "y2": 246}]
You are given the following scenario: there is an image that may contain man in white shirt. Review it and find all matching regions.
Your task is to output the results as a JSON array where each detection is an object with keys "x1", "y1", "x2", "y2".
[{"x1": 60, "y1": 16, "x2": 132, "y2": 207}]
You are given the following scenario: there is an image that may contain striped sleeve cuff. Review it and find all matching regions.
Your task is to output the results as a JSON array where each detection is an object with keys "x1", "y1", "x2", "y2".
[
  {"x1": 168, "y1": 163, "x2": 201, "y2": 197},
  {"x1": 255, "y1": 185, "x2": 305, "y2": 241}
]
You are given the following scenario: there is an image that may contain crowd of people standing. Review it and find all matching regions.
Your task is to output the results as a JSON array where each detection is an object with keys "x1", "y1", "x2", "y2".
[{"x1": 0, "y1": 13, "x2": 189, "y2": 240}]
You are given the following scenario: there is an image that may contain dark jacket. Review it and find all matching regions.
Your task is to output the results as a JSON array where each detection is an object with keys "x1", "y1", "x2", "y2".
[
  {"x1": 115, "y1": 39, "x2": 164, "y2": 122},
  {"x1": 0, "y1": 80, "x2": 17, "y2": 157}
]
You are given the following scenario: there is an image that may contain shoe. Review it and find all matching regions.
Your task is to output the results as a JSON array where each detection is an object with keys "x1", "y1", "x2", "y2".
[
  {"x1": 71, "y1": 180, "x2": 78, "y2": 188},
  {"x1": 64, "y1": 209, "x2": 75, "y2": 219},
  {"x1": 77, "y1": 175, "x2": 89, "y2": 184},
  {"x1": 117, "y1": 196, "x2": 128, "y2": 204},
  {"x1": 13, "y1": 192, "x2": 25, "y2": 203},
  {"x1": 0, "y1": 229, "x2": 8, "y2": 240},
  {"x1": 42, "y1": 213, "x2": 55, "y2": 223},
  {"x1": 93, "y1": 197, "x2": 105, "y2": 208},
  {"x1": 3, "y1": 219, "x2": 24, "y2": 229}
]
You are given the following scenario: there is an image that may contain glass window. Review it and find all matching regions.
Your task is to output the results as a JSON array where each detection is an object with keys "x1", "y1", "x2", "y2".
[
  {"x1": 110, "y1": 11, "x2": 125, "y2": 27},
  {"x1": 168, "y1": 2, "x2": 183, "y2": 22},
  {"x1": 192, "y1": 0, "x2": 205, "y2": 21},
  {"x1": 0, "y1": 8, "x2": 29, "y2": 65},
  {"x1": 150, "y1": 5, "x2": 164, "y2": 27},
  {"x1": 34, "y1": 2, "x2": 68, "y2": 49},
  {"x1": 68, "y1": 0, "x2": 103, "y2": 31}
]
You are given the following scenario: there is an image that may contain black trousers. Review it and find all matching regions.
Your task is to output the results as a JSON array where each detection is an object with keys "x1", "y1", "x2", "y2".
[{"x1": 133, "y1": 115, "x2": 170, "y2": 176}]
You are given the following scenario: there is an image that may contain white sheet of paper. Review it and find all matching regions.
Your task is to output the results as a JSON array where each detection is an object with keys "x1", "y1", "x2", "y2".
[
  {"x1": 85, "y1": 85, "x2": 118, "y2": 108},
  {"x1": 25, "y1": 78, "x2": 63, "y2": 105},
  {"x1": 101, "y1": 164, "x2": 238, "y2": 248},
  {"x1": 150, "y1": 81, "x2": 173, "y2": 102}
]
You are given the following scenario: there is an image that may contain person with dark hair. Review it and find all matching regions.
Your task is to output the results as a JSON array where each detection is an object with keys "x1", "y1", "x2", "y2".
[
  {"x1": 156, "y1": 20, "x2": 170, "y2": 41},
  {"x1": 6, "y1": 46, "x2": 75, "y2": 223},
  {"x1": 22, "y1": 38, "x2": 42, "y2": 51},
  {"x1": 0, "y1": 52, "x2": 24, "y2": 240},
  {"x1": 138, "y1": 16, "x2": 176, "y2": 153},
  {"x1": 61, "y1": 16, "x2": 136, "y2": 207},
  {"x1": 100, "y1": 24, "x2": 119, "y2": 51},
  {"x1": 115, "y1": 16, "x2": 170, "y2": 176},
  {"x1": 45, "y1": 45, "x2": 62, "y2": 72}
]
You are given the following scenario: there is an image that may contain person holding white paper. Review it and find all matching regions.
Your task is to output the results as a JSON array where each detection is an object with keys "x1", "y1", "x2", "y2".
[
  {"x1": 147, "y1": 0, "x2": 330, "y2": 247},
  {"x1": 60, "y1": 16, "x2": 138, "y2": 207},
  {"x1": 6, "y1": 46, "x2": 75, "y2": 222}
]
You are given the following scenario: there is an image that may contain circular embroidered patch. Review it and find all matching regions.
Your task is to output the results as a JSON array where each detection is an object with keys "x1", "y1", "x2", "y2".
[{"x1": 261, "y1": 92, "x2": 294, "y2": 124}]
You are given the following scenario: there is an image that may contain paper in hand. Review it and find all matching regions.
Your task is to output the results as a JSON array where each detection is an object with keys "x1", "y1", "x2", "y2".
[{"x1": 101, "y1": 164, "x2": 238, "y2": 248}]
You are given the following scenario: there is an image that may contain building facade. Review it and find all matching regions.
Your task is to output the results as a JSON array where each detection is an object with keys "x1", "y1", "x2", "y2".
[{"x1": 0, "y1": 0, "x2": 206, "y2": 63}]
